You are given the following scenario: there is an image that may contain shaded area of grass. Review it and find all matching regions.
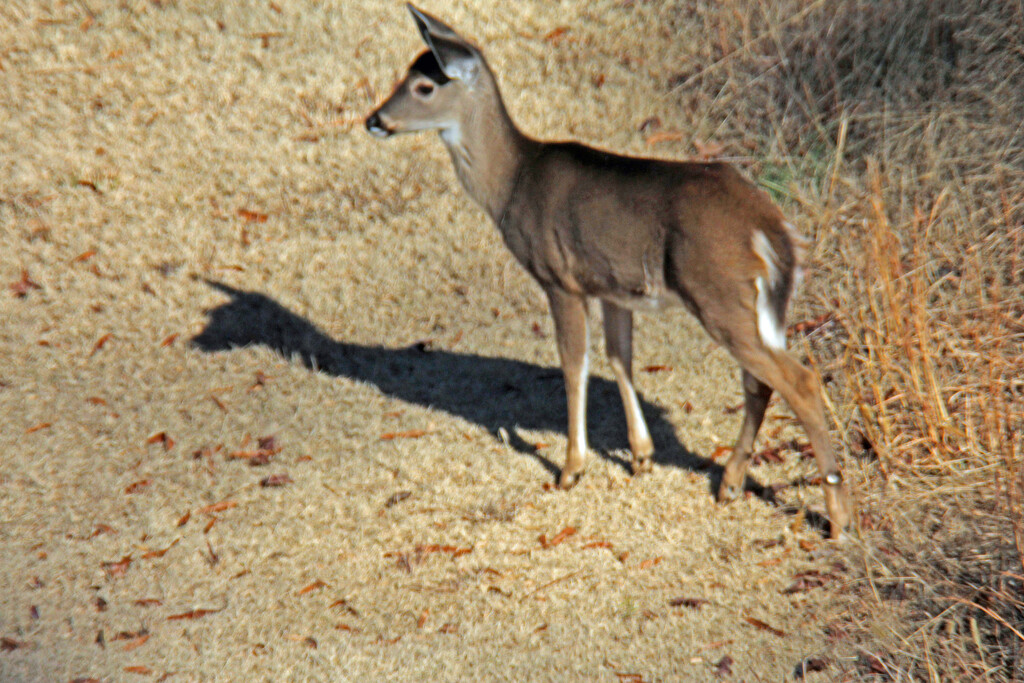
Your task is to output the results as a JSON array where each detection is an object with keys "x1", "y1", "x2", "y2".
[
  {"x1": 190, "y1": 281, "x2": 710, "y2": 473},
  {"x1": 192, "y1": 280, "x2": 830, "y2": 527}
]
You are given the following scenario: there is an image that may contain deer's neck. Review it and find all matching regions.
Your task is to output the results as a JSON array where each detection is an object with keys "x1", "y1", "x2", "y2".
[{"x1": 438, "y1": 78, "x2": 537, "y2": 223}]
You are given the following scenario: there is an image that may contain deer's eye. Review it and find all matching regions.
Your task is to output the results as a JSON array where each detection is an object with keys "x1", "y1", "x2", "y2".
[{"x1": 414, "y1": 82, "x2": 435, "y2": 97}]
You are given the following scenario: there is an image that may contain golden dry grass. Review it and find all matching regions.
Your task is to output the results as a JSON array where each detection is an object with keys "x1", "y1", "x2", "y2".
[{"x1": 1, "y1": 0, "x2": 1021, "y2": 681}]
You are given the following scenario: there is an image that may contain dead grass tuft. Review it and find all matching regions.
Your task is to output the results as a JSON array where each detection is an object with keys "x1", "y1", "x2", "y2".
[{"x1": 703, "y1": 0, "x2": 1024, "y2": 678}]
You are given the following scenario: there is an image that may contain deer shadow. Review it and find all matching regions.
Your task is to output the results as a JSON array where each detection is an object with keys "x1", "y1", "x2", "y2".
[
  {"x1": 191, "y1": 281, "x2": 712, "y2": 475},
  {"x1": 189, "y1": 280, "x2": 828, "y2": 529}
]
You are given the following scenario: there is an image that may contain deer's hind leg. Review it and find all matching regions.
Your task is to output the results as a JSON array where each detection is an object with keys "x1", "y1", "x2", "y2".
[
  {"x1": 732, "y1": 342, "x2": 853, "y2": 537},
  {"x1": 602, "y1": 300, "x2": 655, "y2": 474},
  {"x1": 694, "y1": 287, "x2": 853, "y2": 538},
  {"x1": 718, "y1": 370, "x2": 773, "y2": 502}
]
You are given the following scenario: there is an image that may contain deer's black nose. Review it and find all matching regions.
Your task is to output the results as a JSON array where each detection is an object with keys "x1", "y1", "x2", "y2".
[{"x1": 365, "y1": 113, "x2": 390, "y2": 138}]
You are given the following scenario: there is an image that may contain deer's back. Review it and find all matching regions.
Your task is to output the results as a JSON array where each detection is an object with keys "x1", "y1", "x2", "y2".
[{"x1": 499, "y1": 141, "x2": 788, "y2": 307}]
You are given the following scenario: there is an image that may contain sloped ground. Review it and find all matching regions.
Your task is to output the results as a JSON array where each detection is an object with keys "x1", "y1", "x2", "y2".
[{"x1": 2, "y1": 1, "x2": 868, "y2": 681}]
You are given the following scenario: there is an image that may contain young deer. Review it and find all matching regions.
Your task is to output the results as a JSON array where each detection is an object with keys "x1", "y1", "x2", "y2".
[{"x1": 365, "y1": 4, "x2": 853, "y2": 537}]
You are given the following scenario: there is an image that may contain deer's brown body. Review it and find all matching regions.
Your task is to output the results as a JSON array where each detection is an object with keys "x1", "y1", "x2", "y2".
[
  {"x1": 366, "y1": 5, "x2": 852, "y2": 537},
  {"x1": 502, "y1": 143, "x2": 795, "y2": 312}
]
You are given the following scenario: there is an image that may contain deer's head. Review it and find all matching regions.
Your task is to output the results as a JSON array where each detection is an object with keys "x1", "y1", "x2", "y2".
[{"x1": 365, "y1": 4, "x2": 486, "y2": 139}]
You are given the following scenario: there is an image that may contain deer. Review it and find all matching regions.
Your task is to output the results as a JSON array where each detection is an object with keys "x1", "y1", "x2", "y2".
[{"x1": 365, "y1": 4, "x2": 853, "y2": 538}]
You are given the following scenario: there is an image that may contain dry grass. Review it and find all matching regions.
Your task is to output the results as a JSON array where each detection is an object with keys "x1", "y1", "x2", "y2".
[
  {"x1": 1, "y1": 0, "x2": 1022, "y2": 681},
  {"x1": 701, "y1": 0, "x2": 1024, "y2": 678}
]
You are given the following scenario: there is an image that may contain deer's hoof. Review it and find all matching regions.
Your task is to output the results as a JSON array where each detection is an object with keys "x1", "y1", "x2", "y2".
[
  {"x1": 630, "y1": 456, "x2": 653, "y2": 476},
  {"x1": 717, "y1": 481, "x2": 743, "y2": 504},
  {"x1": 558, "y1": 468, "x2": 583, "y2": 490},
  {"x1": 829, "y1": 528, "x2": 852, "y2": 544},
  {"x1": 824, "y1": 480, "x2": 854, "y2": 540},
  {"x1": 827, "y1": 512, "x2": 853, "y2": 541}
]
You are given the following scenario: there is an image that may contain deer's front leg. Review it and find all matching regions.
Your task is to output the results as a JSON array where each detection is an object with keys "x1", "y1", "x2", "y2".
[
  {"x1": 546, "y1": 288, "x2": 590, "y2": 489},
  {"x1": 601, "y1": 300, "x2": 654, "y2": 474}
]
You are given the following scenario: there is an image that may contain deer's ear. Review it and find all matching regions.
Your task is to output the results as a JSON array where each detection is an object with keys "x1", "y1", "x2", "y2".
[
  {"x1": 425, "y1": 35, "x2": 481, "y2": 82},
  {"x1": 407, "y1": 4, "x2": 463, "y2": 43},
  {"x1": 407, "y1": 4, "x2": 481, "y2": 82}
]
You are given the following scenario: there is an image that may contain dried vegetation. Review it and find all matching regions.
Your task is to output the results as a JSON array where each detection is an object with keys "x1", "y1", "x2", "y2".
[
  {"x1": 700, "y1": 0, "x2": 1024, "y2": 678},
  {"x1": 0, "y1": 0, "x2": 1021, "y2": 680}
]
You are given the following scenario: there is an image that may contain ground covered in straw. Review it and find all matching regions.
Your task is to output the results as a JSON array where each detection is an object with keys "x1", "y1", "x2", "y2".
[{"x1": 2, "y1": 1, "x2": 1021, "y2": 681}]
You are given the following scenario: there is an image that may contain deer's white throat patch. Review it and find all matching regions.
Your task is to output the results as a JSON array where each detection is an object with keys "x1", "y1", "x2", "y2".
[{"x1": 439, "y1": 124, "x2": 462, "y2": 147}]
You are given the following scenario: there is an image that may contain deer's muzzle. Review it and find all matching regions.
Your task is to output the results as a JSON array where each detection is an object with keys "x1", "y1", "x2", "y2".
[{"x1": 365, "y1": 112, "x2": 393, "y2": 138}]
